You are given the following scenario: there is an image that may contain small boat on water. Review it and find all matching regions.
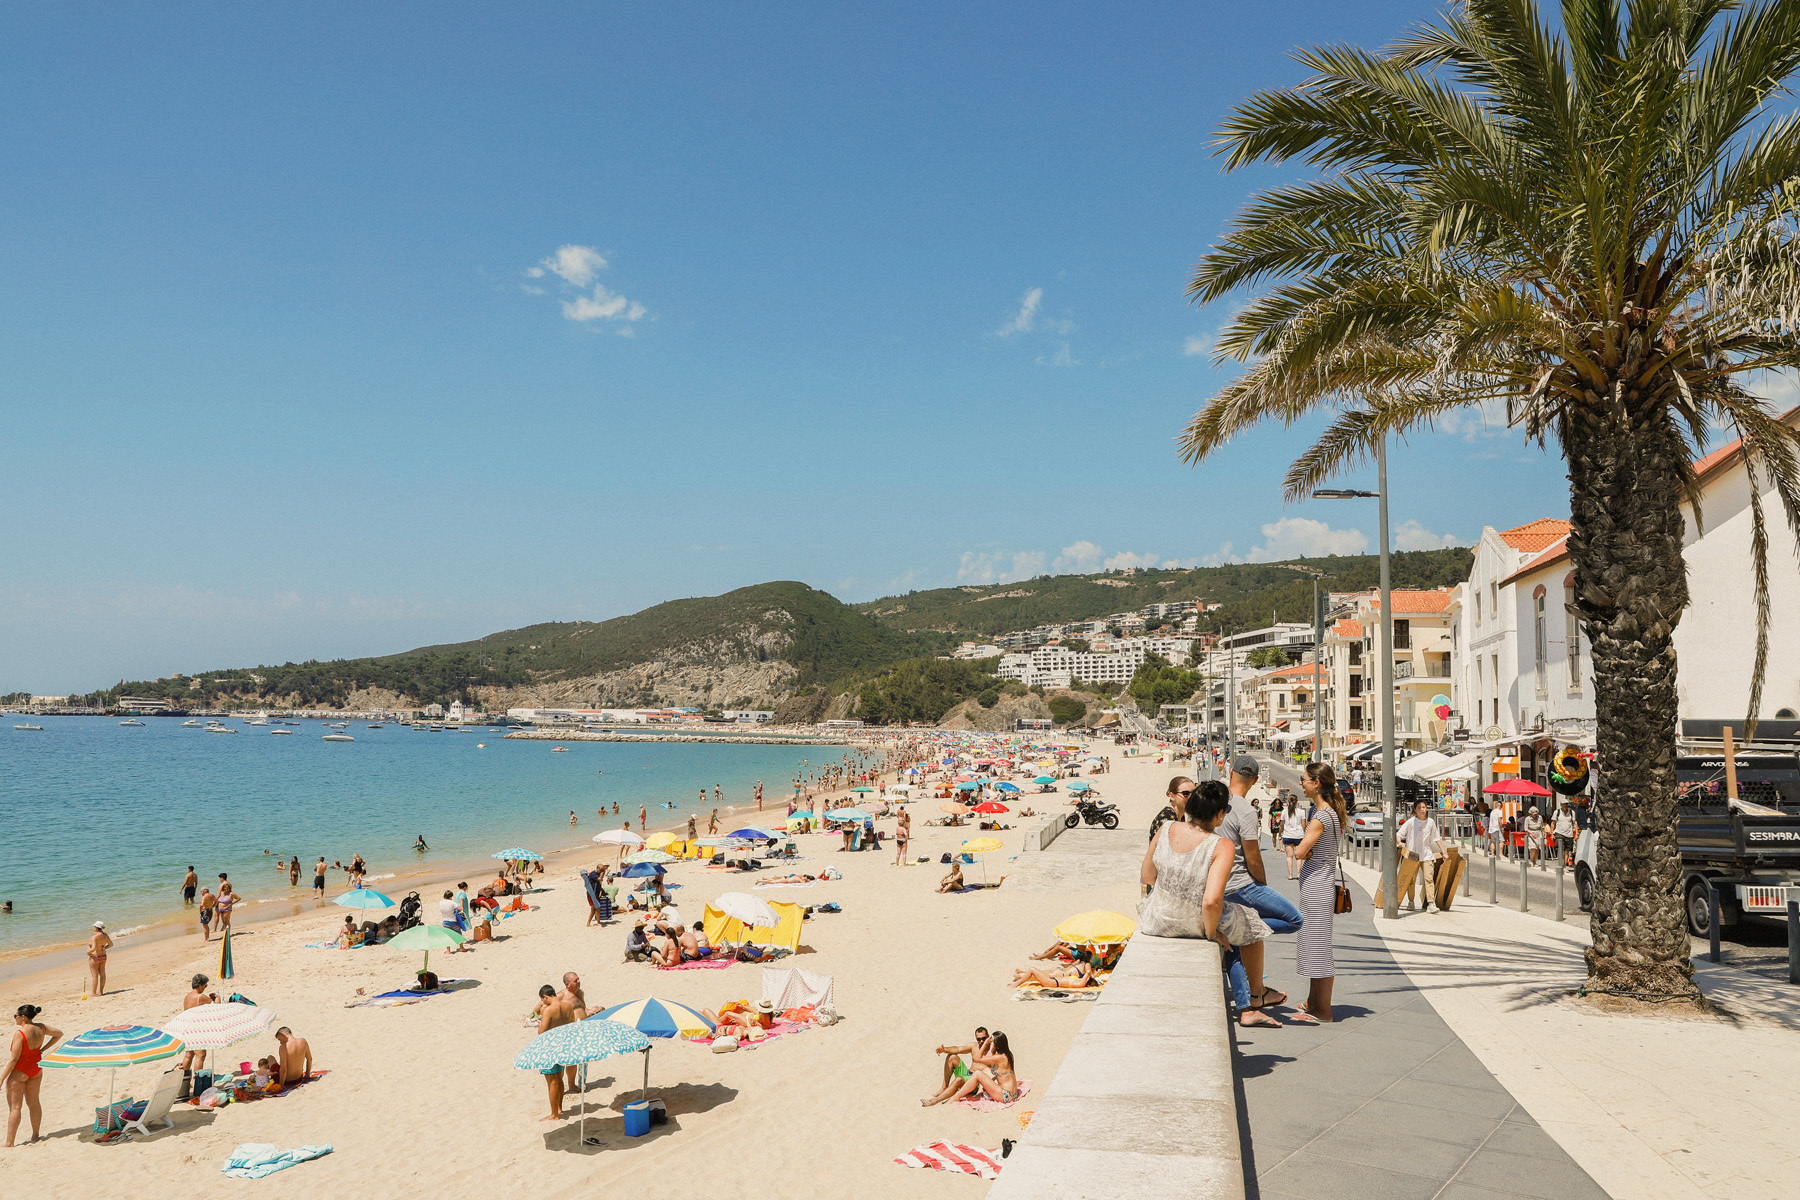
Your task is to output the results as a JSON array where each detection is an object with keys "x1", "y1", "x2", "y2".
[
  {"x1": 270, "y1": 728, "x2": 294, "y2": 735},
  {"x1": 205, "y1": 723, "x2": 237, "y2": 734},
  {"x1": 551, "y1": 745, "x2": 569, "y2": 753},
  {"x1": 366, "y1": 723, "x2": 383, "y2": 729},
  {"x1": 182, "y1": 719, "x2": 200, "y2": 727},
  {"x1": 247, "y1": 719, "x2": 269, "y2": 726},
  {"x1": 322, "y1": 732, "x2": 355, "y2": 742},
  {"x1": 14, "y1": 723, "x2": 44, "y2": 731},
  {"x1": 119, "y1": 719, "x2": 145, "y2": 726}
]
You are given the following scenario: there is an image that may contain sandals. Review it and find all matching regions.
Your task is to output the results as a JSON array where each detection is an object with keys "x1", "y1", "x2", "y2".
[
  {"x1": 1286, "y1": 1004, "x2": 1321, "y2": 1025},
  {"x1": 1250, "y1": 988, "x2": 1288, "y2": 1010},
  {"x1": 1238, "y1": 1010, "x2": 1282, "y2": 1028}
]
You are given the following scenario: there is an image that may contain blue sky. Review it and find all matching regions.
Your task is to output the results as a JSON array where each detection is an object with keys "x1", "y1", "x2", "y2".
[{"x1": 1, "y1": 1, "x2": 1583, "y2": 691}]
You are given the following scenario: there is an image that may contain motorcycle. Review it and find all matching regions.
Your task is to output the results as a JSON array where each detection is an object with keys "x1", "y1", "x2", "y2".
[{"x1": 1064, "y1": 798, "x2": 1120, "y2": 830}]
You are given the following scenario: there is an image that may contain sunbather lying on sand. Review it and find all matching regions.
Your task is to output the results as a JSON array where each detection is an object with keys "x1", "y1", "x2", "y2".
[
  {"x1": 762, "y1": 872, "x2": 819, "y2": 885},
  {"x1": 1011, "y1": 960, "x2": 1094, "y2": 989}
]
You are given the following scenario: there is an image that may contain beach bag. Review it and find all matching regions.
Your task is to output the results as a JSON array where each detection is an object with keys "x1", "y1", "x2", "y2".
[
  {"x1": 940, "y1": 853, "x2": 952, "y2": 864},
  {"x1": 711, "y1": 1036, "x2": 739, "y2": 1053},
  {"x1": 93, "y1": 1099, "x2": 135, "y2": 1133},
  {"x1": 1334, "y1": 862, "x2": 1353, "y2": 914}
]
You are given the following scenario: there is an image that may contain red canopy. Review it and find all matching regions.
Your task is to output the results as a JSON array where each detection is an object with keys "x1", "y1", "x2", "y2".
[
  {"x1": 972, "y1": 802, "x2": 1010, "y2": 814},
  {"x1": 1484, "y1": 778, "x2": 1552, "y2": 796}
]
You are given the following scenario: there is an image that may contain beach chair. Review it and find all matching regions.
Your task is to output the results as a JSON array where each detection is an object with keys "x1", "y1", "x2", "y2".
[{"x1": 123, "y1": 1067, "x2": 184, "y2": 1137}]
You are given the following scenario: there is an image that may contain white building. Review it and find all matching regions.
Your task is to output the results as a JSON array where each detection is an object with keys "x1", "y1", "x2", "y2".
[
  {"x1": 723, "y1": 710, "x2": 775, "y2": 723},
  {"x1": 951, "y1": 642, "x2": 1004, "y2": 660},
  {"x1": 1674, "y1": 413, "x2": 1800, "y2": 724},
  {"x1": 997, "y1": 645, "x2": 1151, "y2": 688}
]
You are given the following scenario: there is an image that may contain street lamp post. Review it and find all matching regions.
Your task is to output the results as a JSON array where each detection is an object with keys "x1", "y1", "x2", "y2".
[{"x1": 1315, "y1": 435, "x2": 1398, "y2": 918}]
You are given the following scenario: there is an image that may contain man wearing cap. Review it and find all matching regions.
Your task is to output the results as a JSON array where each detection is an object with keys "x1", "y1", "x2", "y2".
[{"x1": 1221, "y1": 756, "x2": 1304, "y2": 1012}]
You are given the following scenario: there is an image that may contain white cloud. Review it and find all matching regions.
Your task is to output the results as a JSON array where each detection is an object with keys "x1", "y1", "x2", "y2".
[
  {"x1": 957, "y1": 548, "x2": 1047, "y2": 584},
  {"x1": 1392, "y1": 520, "x2": 1463, "y2": 551},
  {"x1": 524, "y1": 245, "x2": 650, "y2": 325},
  {"x1": 537, "y1": 244, "x2": 609, "y2": 287},
  {"x1": 1183, "y1": 331, "x2": 1214, "y2": 357},
  {"x1": 1431, "y1": 397, "x2": 1512, "y2": 441},
  {"x1": 995, "y1": 287, "x2": 1042, "y2": 337},
  {"x1": 563, "y1": 285, "x2": 647, "y2": 324},
  {"x1": 1103, "y1": 550, "x2": 1164, "y2": 571},
  {"x1": 1053, "y1": 541, "x2": 1104, "y2": 573},
  {"x1": 1037, "y1": 343, "x2": 1079, "y2": 368},
  {"x1": 1242, "y1": 517, "x2": 1370, "y2": 562}
]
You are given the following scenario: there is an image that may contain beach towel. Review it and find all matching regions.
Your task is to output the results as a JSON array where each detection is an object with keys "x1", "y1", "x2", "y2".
[
  {"x1": 655, "y1": 956, "x2": 735, "y2": 971},
  {"x1": 221, "y1": 1143, "x2": 334, "y2": 1179},
  {"x1": 752, "y1": 879, "x2": 818, "y2": 889},
  {"x1": 893, "y1": 1143, "x2": 1003, "y2": 1180},
  {"x1": 685, "y1": 1018, "x2": 811, "y2": 1050},
  {"x1": 955, "y1": 1080, "x2": 1033, "y2": 1111},
  {"x1": 268, "y1": 1070, "x2": 329, "y2": 1097},
  {"x1": 350, "y1": 980, "x2": 475, "y2": 1007}
]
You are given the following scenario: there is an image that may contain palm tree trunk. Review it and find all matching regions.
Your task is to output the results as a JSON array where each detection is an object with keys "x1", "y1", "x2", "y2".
[{"x1": 1564, "y1": 404, "x2": 1698, "y2": 999}]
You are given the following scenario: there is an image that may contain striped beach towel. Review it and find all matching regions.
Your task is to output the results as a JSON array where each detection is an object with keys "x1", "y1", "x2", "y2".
[{"x1": 893, "y1": 1142, "x2": 1004, "y2": 1180}]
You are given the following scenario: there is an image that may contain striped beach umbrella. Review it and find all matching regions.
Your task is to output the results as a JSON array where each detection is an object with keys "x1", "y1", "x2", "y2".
[
  {"x1": 162, "y1": 1002, "x2": 274, "y2": 1050},
  {"x1": 624, "y1": 849, "x2": 676, "y2": 866},
  {"x1": 727, "y1": 826, "x2": 779, "y2": 841},
  {"x1": 596, "y1": 997, "x2": 712, "y2": 1039},
  {"x1": 218, "y1": 927, "x2": 234, "y2": 980},
  {"x1": 43, "y1": 1024, "x2": 186, "y2": 1115},
  {"x1": 515, "y1": 1019, "x2": 651, "y2": 1147}
]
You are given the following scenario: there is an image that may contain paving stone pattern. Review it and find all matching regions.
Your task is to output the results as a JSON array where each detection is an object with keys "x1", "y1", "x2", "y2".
[{"x1": 1237, "y1": 871, "x2": 1612, "y2": 1200}]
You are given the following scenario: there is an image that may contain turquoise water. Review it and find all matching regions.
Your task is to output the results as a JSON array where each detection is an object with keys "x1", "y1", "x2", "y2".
[{"x1": 0, "y1": 716, "x2": 842, "y2": 956}]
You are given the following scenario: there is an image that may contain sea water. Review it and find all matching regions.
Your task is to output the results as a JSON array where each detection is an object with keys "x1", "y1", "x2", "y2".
[{"x1": 0, "y1": 716, "x2": 842, "y2": 957}]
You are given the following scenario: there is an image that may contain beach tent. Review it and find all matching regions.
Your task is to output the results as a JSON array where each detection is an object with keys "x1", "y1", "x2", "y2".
[
  {"x1": 645, "y1": 832, "x2": 681, "y2": 850},
  {"x1": 703, "y1": 900, "x2": 803, "y2": 952},
  {"x1": 760, "y1": 966, "x2": 837, "y2": 1020}
]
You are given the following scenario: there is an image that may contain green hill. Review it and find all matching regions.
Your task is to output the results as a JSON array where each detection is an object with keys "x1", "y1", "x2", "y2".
[
  {"x1": 103, "y1": 582, "x2": 939, "y2": 709},
  {"x1": 854, "y1": 549, "x2": 1473, "y2": 637}
]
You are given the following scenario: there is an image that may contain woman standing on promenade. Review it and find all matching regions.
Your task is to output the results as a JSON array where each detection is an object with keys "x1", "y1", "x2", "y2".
[
  {"x1": 1292, "y1": 762, "x2": 1345, "y2": 1023},
  {"x1": 5, "y1": 1005, "x2": 63, "y2": 1147}
]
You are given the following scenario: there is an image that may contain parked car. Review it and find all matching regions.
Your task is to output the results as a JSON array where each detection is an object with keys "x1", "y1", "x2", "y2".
[{"x1": 1348, "y1": 809, "x2": 1384, "y2": 846}]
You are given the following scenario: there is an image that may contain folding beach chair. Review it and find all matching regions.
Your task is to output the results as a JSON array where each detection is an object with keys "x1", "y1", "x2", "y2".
[{"x1": 123, "y1": 1067, "x2": 184, "y2": 1137}]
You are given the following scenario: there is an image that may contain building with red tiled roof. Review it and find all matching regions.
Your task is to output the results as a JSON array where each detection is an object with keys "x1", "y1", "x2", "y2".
[{"x1": 1495, "y1": 518, "x2": 1571, "y2": 554}]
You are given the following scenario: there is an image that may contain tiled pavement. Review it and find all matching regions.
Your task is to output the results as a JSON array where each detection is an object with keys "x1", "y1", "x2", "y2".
[{"x1": 1234, "y1": 870, "x2": 1611, "y2": 1200}]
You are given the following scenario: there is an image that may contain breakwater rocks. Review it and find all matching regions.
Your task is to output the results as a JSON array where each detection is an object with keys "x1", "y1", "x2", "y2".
[{"x1": 502, "y1": 727, "x2": 851, "y2": 746}]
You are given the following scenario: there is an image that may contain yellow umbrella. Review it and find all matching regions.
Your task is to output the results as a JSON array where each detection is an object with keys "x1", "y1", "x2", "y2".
[
  {"x1": 645, "y1": 831, "x2": 681, "y2": 851},
  {"x1": 1054, "y1": 910, "x2": 1136, "y2": 946},
  {"x1": 959, "y1": 837, "x2": 1004, "y2": 886}
]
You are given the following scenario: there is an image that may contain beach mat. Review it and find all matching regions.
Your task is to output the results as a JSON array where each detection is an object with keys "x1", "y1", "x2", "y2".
[
  {"x1": 350, "y1": 980, "x2": 475, "y2": 1008},
  {"x1": 269, "y1": 1070, "x2": 329, "y2": 1097},
  {"x1": 686, "y1": 1018, "x2": 812, "y2": 1050},
  {"x1": 955, "y1": 1080, "x2": 1033, "y2": 1111},
  {"x1": 893, "y1": 1142, "x2": 1004, "y2": 1180},
  {"x1": 656, "y1": 957, "x2": 736, "y2": 971}
]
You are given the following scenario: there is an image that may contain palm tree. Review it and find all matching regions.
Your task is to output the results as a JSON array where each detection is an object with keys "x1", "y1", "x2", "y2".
[{"x1": 1181, "y1": 0, "x2": 1800, "y2": 999}]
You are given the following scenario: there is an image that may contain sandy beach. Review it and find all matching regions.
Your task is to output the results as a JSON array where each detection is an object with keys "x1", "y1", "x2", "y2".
[{"x1": 1, "y1": 740, "x2": 1178, "y2": 1198}]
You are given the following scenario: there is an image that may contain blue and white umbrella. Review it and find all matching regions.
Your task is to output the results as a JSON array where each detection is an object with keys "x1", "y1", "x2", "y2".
[
  {"x1": 491, "y1": 848, "x2": 542, "y2": 861},
  {"x1": 994, "y1": 782, "x2": 1021, "y2": 793},
  {"x1": 333, "y1": 888, "x2": 395, "y2": 911},
  {"x1": 825, "y1": 808, "x2": 871, "y2": 822},
  {"x1": 594, "y1": 998, "x2": 713, "y2": 1105},
  {"x1": 514, "y1": 1019, "x2": 651, "y2": 1146},
  {"x1": 42, "y1": 1024, "x2": 186, "y2": 1115},
  {"x1": 727, "y1": 826, "x2": 779, "y2": 841},
  {"x1": 618, "y1": 861, "x2": 665, "y2": 879}
]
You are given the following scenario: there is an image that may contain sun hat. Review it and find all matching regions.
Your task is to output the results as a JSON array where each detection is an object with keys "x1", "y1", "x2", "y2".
[
  {"x1": 755, "y1": 999, "x2": 776, "y2": 1014},
  {"x1": 93, "y1": 921, "x2": 105, "y2": 929}
]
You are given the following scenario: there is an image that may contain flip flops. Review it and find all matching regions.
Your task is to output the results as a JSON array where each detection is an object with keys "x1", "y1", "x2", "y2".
[{"x1": 1286, "y1": 1004, "x2": 1321, "y2": 1025}]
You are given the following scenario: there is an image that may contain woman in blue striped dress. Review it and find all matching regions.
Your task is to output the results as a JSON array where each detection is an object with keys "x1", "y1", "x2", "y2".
[{"x1": 1292, "y1": 761, "x2": 1346, "y2": 1023}]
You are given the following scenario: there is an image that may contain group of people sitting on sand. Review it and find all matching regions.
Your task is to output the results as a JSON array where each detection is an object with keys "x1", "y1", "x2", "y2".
[
  {"x1": 921, "y1": 1025, "x2": 1020, "y2": 1106},
  {"x1": 1008, "y1": 939, "x2": 1120, "y2": 989}
]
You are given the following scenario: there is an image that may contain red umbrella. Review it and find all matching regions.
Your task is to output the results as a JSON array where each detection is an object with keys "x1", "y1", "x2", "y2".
[
  {"x1": 972, "y1": 801, "x2": 1010, "y2": 814},
  {"x1": 1484, "y1": 778, "x2": 1552, "y2": 796}
]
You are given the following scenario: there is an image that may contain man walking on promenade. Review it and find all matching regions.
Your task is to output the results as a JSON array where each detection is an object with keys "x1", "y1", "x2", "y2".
[{"x1": 1221, "y1": 755, "x2": 1304, "y2": 1011}]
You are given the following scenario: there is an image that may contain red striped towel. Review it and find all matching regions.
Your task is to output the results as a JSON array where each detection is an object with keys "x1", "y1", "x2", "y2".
[{"x1": 893, "y1": 1142, "x2": 1004, "y2": 1180}]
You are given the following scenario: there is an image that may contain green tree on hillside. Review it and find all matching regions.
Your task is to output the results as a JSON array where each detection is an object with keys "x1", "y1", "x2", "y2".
[{"x1": 1127, "y1": 655, "x2": 1201, "y2": 716}]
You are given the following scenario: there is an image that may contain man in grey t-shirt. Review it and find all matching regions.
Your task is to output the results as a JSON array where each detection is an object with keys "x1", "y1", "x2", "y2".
[{"x1": 1221, "y1": 755, "x2": 1304, "y2": 1011}]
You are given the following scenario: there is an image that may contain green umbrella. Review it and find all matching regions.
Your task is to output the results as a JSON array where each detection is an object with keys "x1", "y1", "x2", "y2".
[{"x1": 385, "y1": 922, "x2": 465, "y2": 977}]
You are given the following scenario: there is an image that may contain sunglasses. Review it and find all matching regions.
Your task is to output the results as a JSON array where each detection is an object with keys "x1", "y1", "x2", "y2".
[{"x1": 1175, "y1": 788, "x2": 1195, "y2": 796}]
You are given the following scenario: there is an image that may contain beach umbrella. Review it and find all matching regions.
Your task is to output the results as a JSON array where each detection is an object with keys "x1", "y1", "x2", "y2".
[
  {"x1": 492, "y1": 848, "x2": 543, "y2": 861},
  {"x1": 994, "y1": 782, "x2": 1020, "y2": 794},
  {"x1": 624, "y1": 849, "x2": 676, "y2": 866},
  {"x1": 163, "y1": 1002, "x2": 275, "y2": 1050},
  {"x1": 938, "y1": 802, "x2": 963, "y2": 815},
  {"x1": 786, "y1": 810, "x2": 814, "y2": 821},
  {"x1": 42, "y1": 1024, "x2": 185, "y2": 1116},
  {"x1": 218, "y1": 927, "x2": 234, "y2": 980},
  {"x1": 514, "y1": 1018, "x2": 651, "y2": 1147},
  {"x1": 593, "y1": 829, "x2": 645, "y2": 847},
  {"x1": 955, "y1": 781, "x2": 980, "y2": 792},
  {"x1": 712, "y1": 891, "x2": 779, "y2": 929},
  {"x1": 645, "y1": 831, "x2": 682, "y2": 851},
  {"x1": 384, "y1": 922, "x2": 465, "y2": 977},
  {"x1": 727, "y1": 826, "x2": 779, "y2": 841},
  {"x1": 594, "y1": 998, "x2": 712, "y2": 1103},
  {"x1": 618, "y1": 861, "x2": 666, "y2": 879},
  {"x1": 972, "y1": 801, "x2": 1009, "y2": 814},
  {"x1": 1053, "y1": 910, "x2": 1136, "y2": 947},
  {"x1": 1034, "y1": 775, "x2": 1057, "y2": 785},
  {"x1": 1066, "y1": 781, "x2": 1091, "y2": 793},
  {"x1": 826, "y1": 807, "x2": 871, "y2": 822},
  {"x1": 333, "y1": 888, "x2": 395, "y2": 912},
  {"x1": 698, "y1": 835, "x2": 750, "y2": 848},
  {"x1": 959, "y1": 837, "x2": 1005, "y2": 885}
]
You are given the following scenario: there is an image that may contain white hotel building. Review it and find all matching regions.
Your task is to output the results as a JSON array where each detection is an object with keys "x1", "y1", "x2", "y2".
[{"x1": 997, "y1": 637, "x2": 1196, "y2": 689}]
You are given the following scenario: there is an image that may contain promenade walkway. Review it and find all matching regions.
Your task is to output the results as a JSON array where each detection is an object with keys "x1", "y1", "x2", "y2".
[{"x1": 1236, "y1": 868, "x2": 1608, "y2": 1200}]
